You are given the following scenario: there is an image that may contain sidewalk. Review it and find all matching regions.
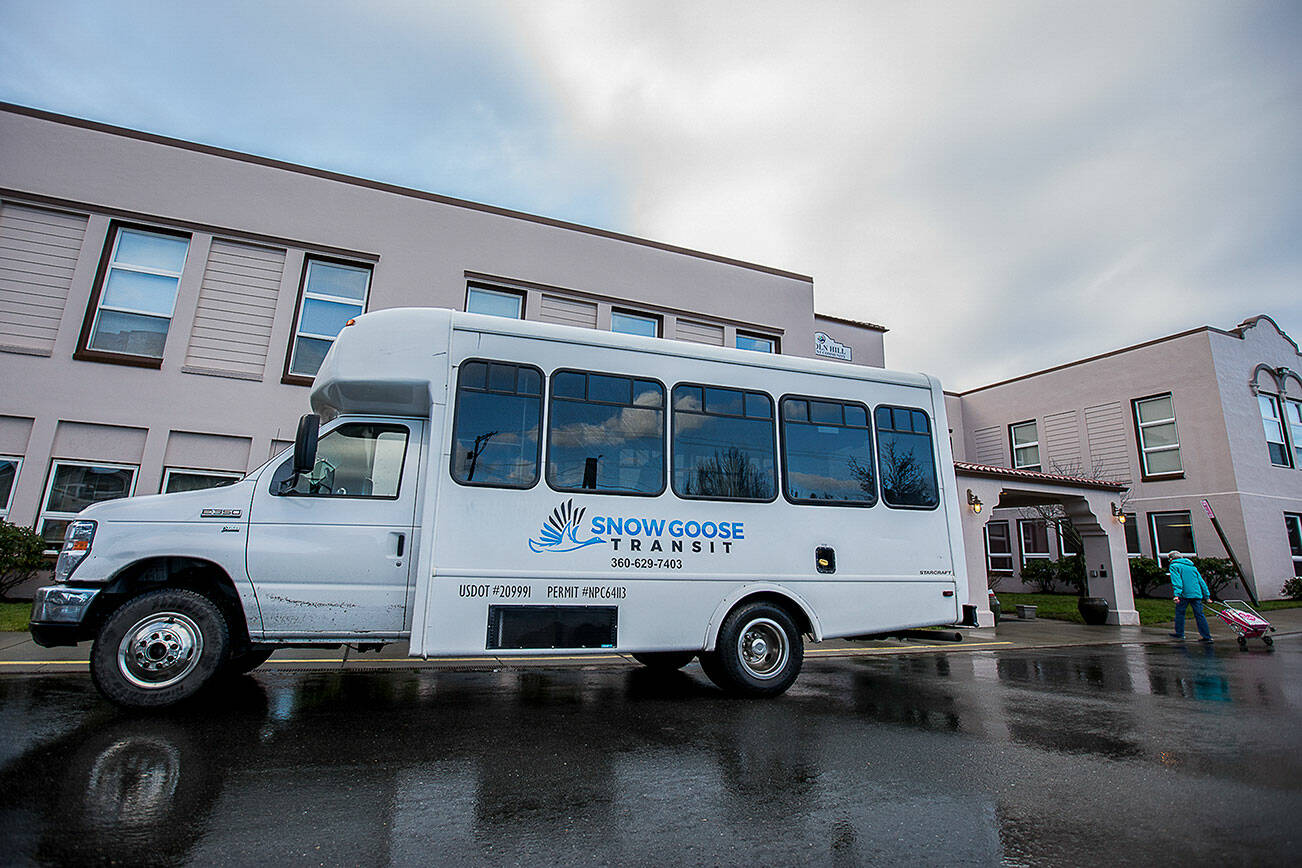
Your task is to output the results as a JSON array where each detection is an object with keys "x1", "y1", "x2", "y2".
[{"x1": 3, "y1": 606, "x2": 1297, "y2": 674}]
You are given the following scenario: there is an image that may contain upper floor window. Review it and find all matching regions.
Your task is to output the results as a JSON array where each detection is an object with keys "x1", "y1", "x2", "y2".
[
  {"x1": 1009, "y1": 420, "x2": 1041, "y2": 471},
  {"x1": 450, "y1": 361, "x2": 543, "y2": 488},
  {"x1": 780, "y1": 397, "x2": 876, "y2": 505},
  {"x1": 611, "y1": 310, "x2": 659, "y2": 338},
  {"x1": 736, "y1": 332, "x2": 777, "y2": 353},
  {"x1": 1132, "y1": 394, "x2": 1182, "y2": 478},
  {"x1": 272, "y1": 424, "x2": 408, "y2": 498},
  {"x1": 874, "y1": 406, "x2": 939, "y2": 508},
  {"x1": 81, "y1": 225, "x2": 190, "y2": 361},
  {"x1": 466, "y1": 286, "x2": 523, "y2": 319},
  {"x1": 1285, "y1": 399, "x2": 1302, "y2": 468},
  {"x1": 287, "y1": 258, "x2": 371, "y2": 379},
  {"x1": 38, "y1": 460, "x2": 137, "y2": 552},
  {"x1": 547, "y1": 371, "x2": 664, "y2": 495},
  {"x1": 672, "y1": 384, "x2": 776, "y2": 501},
  {"x1": 0, "y1": 455, "x2": 19, "y2": 518},
  {"x1": 1259, "y1": 394, "x2": 1290, "y2": 467}
]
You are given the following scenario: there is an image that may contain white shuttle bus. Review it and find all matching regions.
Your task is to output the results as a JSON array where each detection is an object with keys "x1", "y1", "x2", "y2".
[{"x1": 31, "y1": 308, "x2": 967, "y2": 707}]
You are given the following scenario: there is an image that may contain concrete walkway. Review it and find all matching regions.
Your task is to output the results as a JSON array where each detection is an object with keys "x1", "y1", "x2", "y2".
[{"x1": 3, "y1": 604, "x2": 1298, "y2": 674}]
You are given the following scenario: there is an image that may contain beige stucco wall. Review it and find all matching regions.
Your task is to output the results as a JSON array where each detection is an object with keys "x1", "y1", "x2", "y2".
[
  {"x1": 953, "y1": 319, "x2": 1302, "y2": 597},
  {"x1": 0, "y1": 106, "x2": 861, "y2": 534}
]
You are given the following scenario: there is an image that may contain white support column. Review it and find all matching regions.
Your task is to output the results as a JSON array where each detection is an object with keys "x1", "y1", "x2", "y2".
[{"x1": 1070, "y1": 494, "x2": 1140, "y2": 625}]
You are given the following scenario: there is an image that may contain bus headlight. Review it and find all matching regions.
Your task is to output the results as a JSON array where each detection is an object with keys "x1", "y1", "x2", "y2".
[{"x1": 54, "y1": 520, "x2": 96, "y2": 583}]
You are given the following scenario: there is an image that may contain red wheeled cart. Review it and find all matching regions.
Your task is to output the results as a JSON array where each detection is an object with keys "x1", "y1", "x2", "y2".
[{"x1": 1207, "y1": 600, "x2": 1276, "y2": 650}]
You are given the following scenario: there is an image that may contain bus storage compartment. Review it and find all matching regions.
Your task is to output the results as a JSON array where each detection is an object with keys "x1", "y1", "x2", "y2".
[{"x1": 487, "y1": 605, "x2": 618, "y2": 650}]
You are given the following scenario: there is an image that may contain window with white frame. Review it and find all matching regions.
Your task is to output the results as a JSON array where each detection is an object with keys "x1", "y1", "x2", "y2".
[
  {"x1": 1285, "y1": 514, "x2": 1302, "y2": 578},
  {"x1": 1058, "y1": 522, "x2": 1079, "y2": 557},
  {"x1": 466, "y1": 286, "x2": 523, "y2": 319},
  {"x1": 736, "y1": 332, "x2": 776, "y2": 353},
  {"x1": 1259, "y1": 394, "x2": 1290, "y2": 467},
  {"x1": 1124, "y1": 514, "x2": 1141, "y2": 557},
  {"x1": 38, "y1": 461, "x2": 138, "y2": 551},
  {"x1": 1149, "y1": 511, "x2": 1195, "y2": 566},
  {"x1": 985, "y1": 521, "x2": 1014, "y2": 573},
  {"x1": 611, "y1": 310, "x2": 659, "y2": 338},
  {"x1": 287, "y1": 258, "x2": 372, "y2": 378},
  {"x1": 0, "y1": 456, "x2": 20, "y2": 518},
  {"x1": 1018, "y1": 519, "x2": 1051, "y2": 565},
  {"x1": 84, "y1": 225, "x2": 190, "y2": 359},
  {"x1": 1010, "y1": 420, "x2": 1041, "y2": 471},
  {"x1": 162, "y1": 468, "x2": 243, "y2": 494},
  {"x1": 1132, "y1": 394, "x2": 1183, "y2": 477},
  {"x1": 1285, "y1": 399, "x2": 1302, "y2": 468}
]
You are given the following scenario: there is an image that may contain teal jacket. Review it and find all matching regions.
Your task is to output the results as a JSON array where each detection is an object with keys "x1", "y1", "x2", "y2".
[{"x1": 1169, "y1": 558, "x2": 1210, "y2": 599}]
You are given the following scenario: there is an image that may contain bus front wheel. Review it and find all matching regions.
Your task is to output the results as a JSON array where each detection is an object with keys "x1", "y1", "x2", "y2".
[
  {"x1": 700, "y1": 601, "x2": 803, "y2": 697},
  {"x1": 90, "y1": 588, "x2": 231, "y2": 708}
]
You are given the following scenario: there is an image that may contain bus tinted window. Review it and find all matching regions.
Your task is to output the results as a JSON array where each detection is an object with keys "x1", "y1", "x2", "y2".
[
  {"x1": 672, "y1": 384, "x2": 776, "y2": 501},
  {"x1": 874, "y1": 406, "x2": 939, "y2": 508},
  {"x1": 780, "y1": 397, "x2": 876, "y2": 505},
  {"x1": 451, "y1": 360, "x2": 543, "y2": 488},
  {"x1": 548, "y1": 370, "x2": 664, "y2": 495}
]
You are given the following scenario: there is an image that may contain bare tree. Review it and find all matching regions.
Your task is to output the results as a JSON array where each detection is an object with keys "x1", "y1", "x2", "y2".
[{"x1": 685, "y1": 447, "x2": 770, "y2": 499}]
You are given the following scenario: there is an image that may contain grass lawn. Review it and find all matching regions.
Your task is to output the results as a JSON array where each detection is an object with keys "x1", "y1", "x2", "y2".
[
  {"x1": 0, "y1": 601, "x2": 31, "y2": 632},
  {"x1": 995, "y1": 592, "x2": 1302, "y2": 625}
]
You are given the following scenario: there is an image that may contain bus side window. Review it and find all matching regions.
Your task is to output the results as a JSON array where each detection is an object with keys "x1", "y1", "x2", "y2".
[
  {"x1": 547, "y1": 370, "x2": 665, "y2": 495},
  {"x1": 450, "y1": 360, "x2": 543, "y2": 488},
  {"x1": 780, "y1": 397, "x2": 876, "y2": 505},
  {"x1": 672, "y1": 384, "x2": 776, "y2": 501},
  {"x1": 874, "y1": 406, "x2": 939, "y2": 509}
]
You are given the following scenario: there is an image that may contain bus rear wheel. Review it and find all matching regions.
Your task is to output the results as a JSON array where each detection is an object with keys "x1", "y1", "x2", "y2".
[
  {"x1": 700, "y1": 601, "x2": 803, "y2": 697},
  {"x1": 90, "y1": 588, "x2": 231, "y2": 708},
  {"x1": 631, "y1": 651, "x2": 696, "y2": 670}
]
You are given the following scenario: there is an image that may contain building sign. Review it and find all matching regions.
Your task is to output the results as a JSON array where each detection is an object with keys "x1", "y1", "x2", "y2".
[
  {"x1": 814, "y1": 332, "x2": 852, "y2": 361},
  {"x1": 1202, "y1": 499, "x2": 1216, "y2": 520}
]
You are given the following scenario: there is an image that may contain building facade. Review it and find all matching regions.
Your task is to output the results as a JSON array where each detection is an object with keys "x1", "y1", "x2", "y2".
[
  {"x1": 947, "y1": 315, "x2": 1302, "y2": 600},
  {"x1": 0, "y1": 104, "x2": 883, "y2": 552}
]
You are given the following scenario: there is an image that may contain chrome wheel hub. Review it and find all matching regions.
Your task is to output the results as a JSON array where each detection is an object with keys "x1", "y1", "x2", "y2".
[
  {"x1": 117, "y1": 612, "x2": 203, "y2": 689},
  {"x1": 737, "y1": 617, "x2": 788, "y2": 680}
]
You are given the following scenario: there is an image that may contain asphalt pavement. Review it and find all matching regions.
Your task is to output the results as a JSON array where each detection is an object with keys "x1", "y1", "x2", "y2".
[
  {"x1": 3, "y1": 603, "x2": 1300, "y2": 672},
  {"x1": 1, "y1": 623, "x2": 1298, "y2": 865}
]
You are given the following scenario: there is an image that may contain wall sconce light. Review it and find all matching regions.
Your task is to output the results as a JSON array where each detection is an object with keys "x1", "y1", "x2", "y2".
[
  {"x1": 1111, "y1": 503, "x2": 1126, "y2": 523},
  {"x1": 967, "y1": 490, "x2": 983, "y2": 514}
]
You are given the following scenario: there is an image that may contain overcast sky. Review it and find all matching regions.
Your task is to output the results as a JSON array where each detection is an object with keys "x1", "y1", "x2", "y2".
[{"x1": 2, "y1": 0, "x2": 1298, "y2": 389}]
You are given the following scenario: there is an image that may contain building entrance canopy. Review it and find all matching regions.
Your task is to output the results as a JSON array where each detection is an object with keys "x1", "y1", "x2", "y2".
[{"x1": 955, "y1": 462, "x2": 1139, "y2": 628}]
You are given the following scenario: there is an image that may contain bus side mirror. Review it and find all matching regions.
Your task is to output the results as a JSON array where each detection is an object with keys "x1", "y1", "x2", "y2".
[{"x1": 293, "y1": 414, "x2": 320, "y2": 477}]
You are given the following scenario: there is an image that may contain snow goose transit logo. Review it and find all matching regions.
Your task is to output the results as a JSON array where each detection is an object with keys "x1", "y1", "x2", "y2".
[{"x1": 529, "y1": 499, "x2": 606, "y2": 553}]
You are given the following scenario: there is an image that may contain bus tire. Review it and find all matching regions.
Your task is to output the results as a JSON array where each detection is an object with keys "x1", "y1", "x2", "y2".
[
  {"x1": 631, "y1": 651, "x2": 696, "y2": 670},
  {"x1": 90, "y1": 588, "x2": 231, "y2": 709},
  {"x1": 700, "y1": 601, "x2": 803, "y2": 697}
]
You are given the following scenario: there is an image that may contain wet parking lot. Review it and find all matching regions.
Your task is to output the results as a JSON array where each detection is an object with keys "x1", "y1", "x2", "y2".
[{"x1": 1, "y1": 640, "x2": 1299, "y2": 866}]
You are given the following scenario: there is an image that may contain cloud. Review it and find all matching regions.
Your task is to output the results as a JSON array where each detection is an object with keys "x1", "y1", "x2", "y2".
[
  {"x1": 508, "y1": 0, "x2": 1302, "y2": 387},
  {"x1": 3, "y1": 1, "x2": 1298, "y2": 389}
]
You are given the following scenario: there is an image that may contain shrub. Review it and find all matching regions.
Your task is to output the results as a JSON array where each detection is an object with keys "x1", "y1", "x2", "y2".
[
  {"x1": 1054, "y1": 555, "x2": 1087, "y2": 595},
  {"x1": 0, "y1": 521, "x2": 46, "y2": 601},
  {"x1": 1281, "y1": 577, "x2": 1302, "y2": 600},
  {"x1": 1129, "y1": 558, "x2": 1166, "y2": 598},
  {"x1": 1190, "y1": 557, "x2": 1238, "y2": 600},
  {"x1": 1019, "y1": 559, "x2": 1057, "y2": 593}
]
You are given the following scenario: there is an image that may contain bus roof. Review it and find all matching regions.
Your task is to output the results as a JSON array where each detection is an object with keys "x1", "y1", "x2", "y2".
[{"x1": 310, "y1": 307, "x2": 937, "y2": 418}]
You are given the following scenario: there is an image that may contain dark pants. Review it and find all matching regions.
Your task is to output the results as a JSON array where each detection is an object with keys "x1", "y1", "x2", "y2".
[{"x1": 1174, "y1": 597, "x2": 1212, "y2": 639}]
